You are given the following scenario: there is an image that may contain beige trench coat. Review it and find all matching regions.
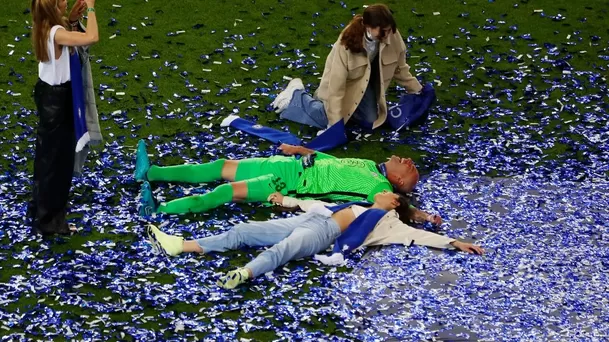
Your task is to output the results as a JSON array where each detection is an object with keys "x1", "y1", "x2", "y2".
[{"x1": 315, "y1": 30, "x2": 423, "y2": 129}]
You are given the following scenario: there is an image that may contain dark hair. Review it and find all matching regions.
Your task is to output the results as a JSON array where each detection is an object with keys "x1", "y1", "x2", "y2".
[
  {"x1": 340, "y1": 4, "x2": 397, "y2": 53},
  {"x1": 271, "y1": 205, "x2": 300, "y2": 213},
  {"x1": 394, "y1": 194, "x2": 416, "y2": 223}
]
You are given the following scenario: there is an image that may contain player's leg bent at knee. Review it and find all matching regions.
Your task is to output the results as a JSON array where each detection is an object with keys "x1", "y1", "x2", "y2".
[{"x1": 155, "y1": 174, "x2": 295, "y2": 214}]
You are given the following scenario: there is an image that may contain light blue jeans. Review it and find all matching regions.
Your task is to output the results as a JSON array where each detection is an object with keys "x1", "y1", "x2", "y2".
[
  {"x1": 196, "y1": 212, "x2": 342, "y2": 277},
  {"x1": 280, "y1": 83, "x2": 379, "y2": 130}
]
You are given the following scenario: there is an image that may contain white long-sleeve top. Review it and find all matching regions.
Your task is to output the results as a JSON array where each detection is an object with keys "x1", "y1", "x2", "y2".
[{"x1": 281, "y1": 197, "x2": 456, "y2": 250}]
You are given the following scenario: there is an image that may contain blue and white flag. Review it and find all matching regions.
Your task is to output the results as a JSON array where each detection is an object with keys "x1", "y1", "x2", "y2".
[
  {"x1": 387, "y1": 83, "x2": 436, "y2": 131},
  {"x1": 221, "y1": 115, "x2": 348, "y2": 152},
  {"x1": 220, "y1": 115, "x2": 303, "y2": 146},
  {"x1": 70, "y1": 50, "x2": 89, "y2": 152}
]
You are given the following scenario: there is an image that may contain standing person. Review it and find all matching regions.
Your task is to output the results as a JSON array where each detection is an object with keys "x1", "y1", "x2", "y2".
[
  {"x1": 271, "y1": 3, "x2": 423, "y2": 130},
  {"x1": 28, "y1": 0, "x2": 99, "y2": 235}
]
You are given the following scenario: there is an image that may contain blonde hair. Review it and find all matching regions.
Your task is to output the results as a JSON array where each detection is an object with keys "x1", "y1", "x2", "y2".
[{"x1": 31, "y1": 0, "x2": 68, "y2": 62}]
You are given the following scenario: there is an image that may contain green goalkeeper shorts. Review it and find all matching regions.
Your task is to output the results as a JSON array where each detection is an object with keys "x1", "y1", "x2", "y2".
[{"x1": 234, "y1": 156, "x2": 303, "y2": 202}]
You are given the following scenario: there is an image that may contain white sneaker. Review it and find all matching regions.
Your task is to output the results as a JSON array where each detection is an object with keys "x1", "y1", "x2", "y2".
[
  {"x1": 146, "y1": 224, "x2": 184, "y2": 256},
  {"x1": 271, "y1": 78, "x2": 304, "y2": 113},
  {"x1": 217, "y1": 268, "x2": 250, "y2": 289}
]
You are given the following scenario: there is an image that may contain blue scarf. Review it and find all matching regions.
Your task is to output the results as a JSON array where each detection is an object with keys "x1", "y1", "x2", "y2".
[
  {"x1": 223, "y1": 117, "x2": 348, "y2": 152},
  {"x1": 69, "y1": 51, "x2": 89, "y2": 152},
  {"x1": 317, "y1": 202, "x2": 387, "y2": 263},
  {"x1": 377, "y1": 163, "x2": 388, "y2": 178}
]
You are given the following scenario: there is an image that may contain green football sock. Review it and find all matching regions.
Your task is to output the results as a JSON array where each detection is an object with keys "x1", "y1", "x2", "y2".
[
  {"x1": 158, "y1": 183, "x2": 234, "y2": 214},
  {"x1": 147, "y1": 159, "x2": 225, "y2": 183}
]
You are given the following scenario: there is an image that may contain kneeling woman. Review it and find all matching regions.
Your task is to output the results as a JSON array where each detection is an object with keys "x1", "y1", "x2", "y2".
[
  {"x1": 271, "y1": 4, "x2": 423, "y2": 130},
  {"x1": 147, "y1": 191, "x2": 484, "y2": 289}
]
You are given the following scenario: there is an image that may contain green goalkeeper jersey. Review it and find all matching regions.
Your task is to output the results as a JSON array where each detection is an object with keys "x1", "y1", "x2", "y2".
[{"x1": 290, "y1": 153, "x2": 393, "y2": 202}]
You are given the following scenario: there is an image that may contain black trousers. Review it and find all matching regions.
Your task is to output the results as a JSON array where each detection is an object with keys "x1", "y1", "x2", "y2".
[{"x1": 28, "y1": 79, "x2": 76, "y2": 235}]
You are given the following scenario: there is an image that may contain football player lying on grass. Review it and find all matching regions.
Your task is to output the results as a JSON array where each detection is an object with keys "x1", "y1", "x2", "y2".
[
  {"x1": 146, "y1": 191, "x2": 484, "y2": 289},
  {"x1": 135, "y1": 139, "x2": 420, "y2": 216}
]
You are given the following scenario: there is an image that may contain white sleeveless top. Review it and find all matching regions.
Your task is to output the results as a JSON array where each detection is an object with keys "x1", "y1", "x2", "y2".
[{"x1": 38, "y1": 25, "x2": 71, "y2": 85}]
